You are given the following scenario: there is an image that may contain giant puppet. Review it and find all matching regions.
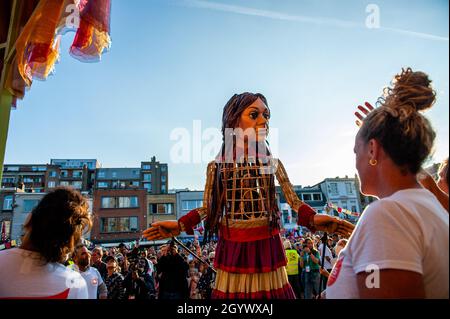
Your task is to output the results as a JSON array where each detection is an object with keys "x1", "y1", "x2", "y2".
[{"x1": 143, "y1": 92, "x2": 354, "y2": 299}]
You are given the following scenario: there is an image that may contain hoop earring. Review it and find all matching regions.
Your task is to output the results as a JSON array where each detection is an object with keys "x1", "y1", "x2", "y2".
[{"x1": 369, "y1": 159, "x2": 378, "y2": 166}]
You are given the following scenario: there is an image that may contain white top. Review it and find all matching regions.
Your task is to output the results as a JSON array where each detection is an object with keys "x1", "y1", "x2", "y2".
[
  {"x1": 0, "y1": 248, "x2": 88, "y2": 299},
  {"x1": 318, "y1": 243, "x2": 333, "y2": 270},
  {"x1": 326, "y1": 189, "x2": 449, "y2": 299},
  {"x1": 68, "y1": 264, "x2": 104, "y2": 299}
]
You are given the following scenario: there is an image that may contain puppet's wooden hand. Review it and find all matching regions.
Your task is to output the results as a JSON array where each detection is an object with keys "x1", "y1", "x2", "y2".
[
  {"x1": 313, "y1": 214, "x2": 354, "y2": 238},
  {"x1": 142, "y1": 220, "x2": 180, "y2": 240}
]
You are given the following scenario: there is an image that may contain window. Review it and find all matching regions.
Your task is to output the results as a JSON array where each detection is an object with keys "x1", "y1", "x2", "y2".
[
  {"x1": 2, "y1": 177, "x2": 15, "y2": 184},
  {"x1": 49, "y1": 171, "x2": 57, "y2": 178},
  {"x1": 60, "y1": 170, "x2": 68, "y2": 177},
  {"x1": 161, "y1": 166, "x2": 167, "y2": 172},
  {"x1": 329, "y1": 183, "x2": 339, "y2": 195},
  {"x1": 24, "y1": 200, "x2": 39, "y2": 213},
  {"x1": 118, "y1": 196, "x2": 138, "y2": 208},
  {"x1": 100, "y1": 217, "x2": 139, "y2": 233},
  {"x1": 112, "y1": 171, "x2": 117, "y2": 178},
  {"x1": 150, "y1": 203, "x2": 174, "y2": 214},
  {"x1": 161, "y1": 185, "x2": 166, "y2": 193},
  {"x1": 32, "y1": 166, "x2": 46, "y2": 172},
  {"x1": 143, "y1": 183, "x2": 152, "y2": 192},
  {"x1": 143, "y1": 174, "x2": 151, "y2": 181},
  {"x1": 72, "y1": 181, "x2": 82, "y2": 189},
  {"x1": 282, "y1": 210, "x2": 289, "y2": 224},
  {"x1": 48, "y1": 181, "x2": 56, "y2": 188},
  {"x1": 97, "y1": 182, "x2": 108, "y2": 188},
  {"x1": 60, "y1": 181, "x2": 69, "y2": 187},
  {"x1": 313, "y1": 193, "x2": 322, "y2": 201},
  {"x1": 98, "y1": 171, "x2": 106, "y2": 178},
  {"x1": 101, "y1": 197, "x2": 139, "y2": 209},
  {"x1": 112, "y1": 181, "x2": 126, "y2": 188},
  {"x1": 23, "y1": 177, "x2": 34, "y2": 183},
  {"x1": 73, "y1": 170, "x2": 83, "y2": 178},
  {"x1": 142, "y1": 165, "x2": 151, "y2": 170},
  {"x1": 131, "y1": 181, "x2": 140, "y2": 187},
  {"x1": 101, "y1": 197, "x2": 115, "y2": 209},
  {"x1": 345, "y1": 182, "x2": 354, "y2": 195},
  {"x1": 2, "y1": 195, "x2": 13, "y2": 210},
  {"x1": 351, "y1": 206, "x2": 357, "y2": 212},
  {"x1": 6, "y1": 166, "x2": 19, "y2": 171},
  {"x1": 302, "y1": 194, "x2": 312, "y2": 201},
  {"x1": 182, "y1": 200, "x2": 203, "y2": 211},
  {"x1": 161, "y1": 175, "x2": 166, "y2": 183}
]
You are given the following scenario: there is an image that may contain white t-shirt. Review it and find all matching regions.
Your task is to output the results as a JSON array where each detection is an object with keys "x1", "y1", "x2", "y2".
[
  {"x1": 68, "y1": 264, "x2": 104, "y2": 299},
  {"x1": 0, "y1": 248, "x2": 88, "y2": 299},
  {"x1": 318, "y1": 243, "x2": 333, "y2": 270},
  {"x1": 326, "y1": 189, "x2": 449, "y2": 299}
]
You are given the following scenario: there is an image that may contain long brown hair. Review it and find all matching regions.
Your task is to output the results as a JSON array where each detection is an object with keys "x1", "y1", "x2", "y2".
[
  {"x1": 204, "y1": 92, "x2": 280, "y2": 242},
  {"x1": 23, "y1": 187, "x2": 92, "y2": 264}
]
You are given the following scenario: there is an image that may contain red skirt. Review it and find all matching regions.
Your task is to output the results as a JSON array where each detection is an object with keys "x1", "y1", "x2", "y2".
[{"x1": 211, "y1": 220, "x2": 296, "y2": 299}]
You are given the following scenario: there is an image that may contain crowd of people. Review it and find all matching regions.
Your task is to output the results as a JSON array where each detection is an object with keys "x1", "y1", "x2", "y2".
[{"x1": 61, "y1": 239, "x2": 219, "y2": 299}]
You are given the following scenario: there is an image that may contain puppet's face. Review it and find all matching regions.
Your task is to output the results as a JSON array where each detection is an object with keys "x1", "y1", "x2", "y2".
[{"x1": 237, "y1": 98, "x2": 270, "y2": 142}]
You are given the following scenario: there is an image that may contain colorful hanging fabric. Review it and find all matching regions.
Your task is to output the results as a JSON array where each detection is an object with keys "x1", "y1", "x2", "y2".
[
  {"x1": 12, "y1": 0, "x2": 111, "y2": 90},
  {"x1": 70, "y1": 0, "x2": 112, "y2": 62},
  {"x1": 14, "y1": 0, "x2": 66, "y2": 86},
  {"x1": 326, "y1": 202, "x2": 360, "y2": 217}
]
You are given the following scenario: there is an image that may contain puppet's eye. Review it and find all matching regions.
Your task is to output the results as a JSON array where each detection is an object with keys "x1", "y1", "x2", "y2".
[
  {"x1": 263, "y1": 112, "x2": 270, "y2": 120},
  {"x1": 250, "y1": 112, "x2": 258, "y2": 119}
]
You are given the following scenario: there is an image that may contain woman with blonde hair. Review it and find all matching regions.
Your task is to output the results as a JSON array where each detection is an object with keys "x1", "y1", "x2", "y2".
[{"x1": 327, "y1": 68, "x2": 449, "y2": 298}]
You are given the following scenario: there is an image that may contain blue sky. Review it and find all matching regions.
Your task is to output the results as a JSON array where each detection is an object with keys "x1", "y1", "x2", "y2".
[{"x1": 5, "y1": 0, "x2": 449, "y2": 190}]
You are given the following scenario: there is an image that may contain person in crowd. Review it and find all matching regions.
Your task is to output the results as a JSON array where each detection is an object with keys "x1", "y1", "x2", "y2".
[
  {"x1": 284, "y1": 240, "x2": 301, "y2": 298},
  {"x1": 156, "y1": 242, "x2": 189, "y2": 299},
  {"x1": 125, "y1": 256, "x2": 156, "y2": 299},
  {"x1": 0, "y1": 187, "x2": 91, "y2": 298},
  {"x1": 104, "y1": 255, "x2": 126, "y2": 299},
  {"x1": 318, "y1": 237, "x2": 333, "y2": 290},
  {"x1": 91, "y1": 246, "x2": 107, "y2": 280},
  {"x1": 327, "y1": 68, "x2": 449, "y2": 298},
  {"x1": 69, "y1": 244, "x2": 107, "y2": 299},
  {"x1": 300, "y1": 237, "x2": 321, "y2": 299},
  {"x1": 319, "y1": 239, "x2": 348, "y2": 279},
  {"x1": 188, "y1": 268, "x2": 202, "y2": 299},
  {"x1": 198, "y1": 252, "x2": 216, "y2": 299}
]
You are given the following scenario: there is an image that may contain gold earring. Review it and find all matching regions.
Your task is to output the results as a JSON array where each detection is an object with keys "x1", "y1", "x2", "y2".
[{"x1": 369, "y1": 159, "x2": 378, "y2": 166}]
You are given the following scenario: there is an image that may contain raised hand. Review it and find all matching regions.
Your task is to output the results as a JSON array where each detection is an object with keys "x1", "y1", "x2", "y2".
[
  {"x1": 313, "y1": 214, "x2": 354, "y2": 238},
  {"x1": 355, "y1": 102, "x2": 375, "y2": 127},
  {"x1": 142, "y1": 220, "x2": 180, "y2": 241}
]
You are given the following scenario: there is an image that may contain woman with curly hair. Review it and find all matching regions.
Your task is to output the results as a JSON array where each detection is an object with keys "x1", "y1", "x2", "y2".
[{"x1": 0, "y1": 187, "x2": 92, "y2": 299}]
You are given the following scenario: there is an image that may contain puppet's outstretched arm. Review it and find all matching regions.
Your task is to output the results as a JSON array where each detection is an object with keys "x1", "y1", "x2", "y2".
[
  {"x1": 274, "y1": 159, "x2": 355, "y2": 237},
  {"x1": 274, "y1": 159, "x2": 317, "y2": 231},
  {"x1": 179, "y1": 161, "x2": 216, "y2": 234}
]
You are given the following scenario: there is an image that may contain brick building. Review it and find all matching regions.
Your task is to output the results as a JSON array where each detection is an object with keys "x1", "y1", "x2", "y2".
[{"x1": 90, "y1": 188, "x2": 147, "y2": 244}]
